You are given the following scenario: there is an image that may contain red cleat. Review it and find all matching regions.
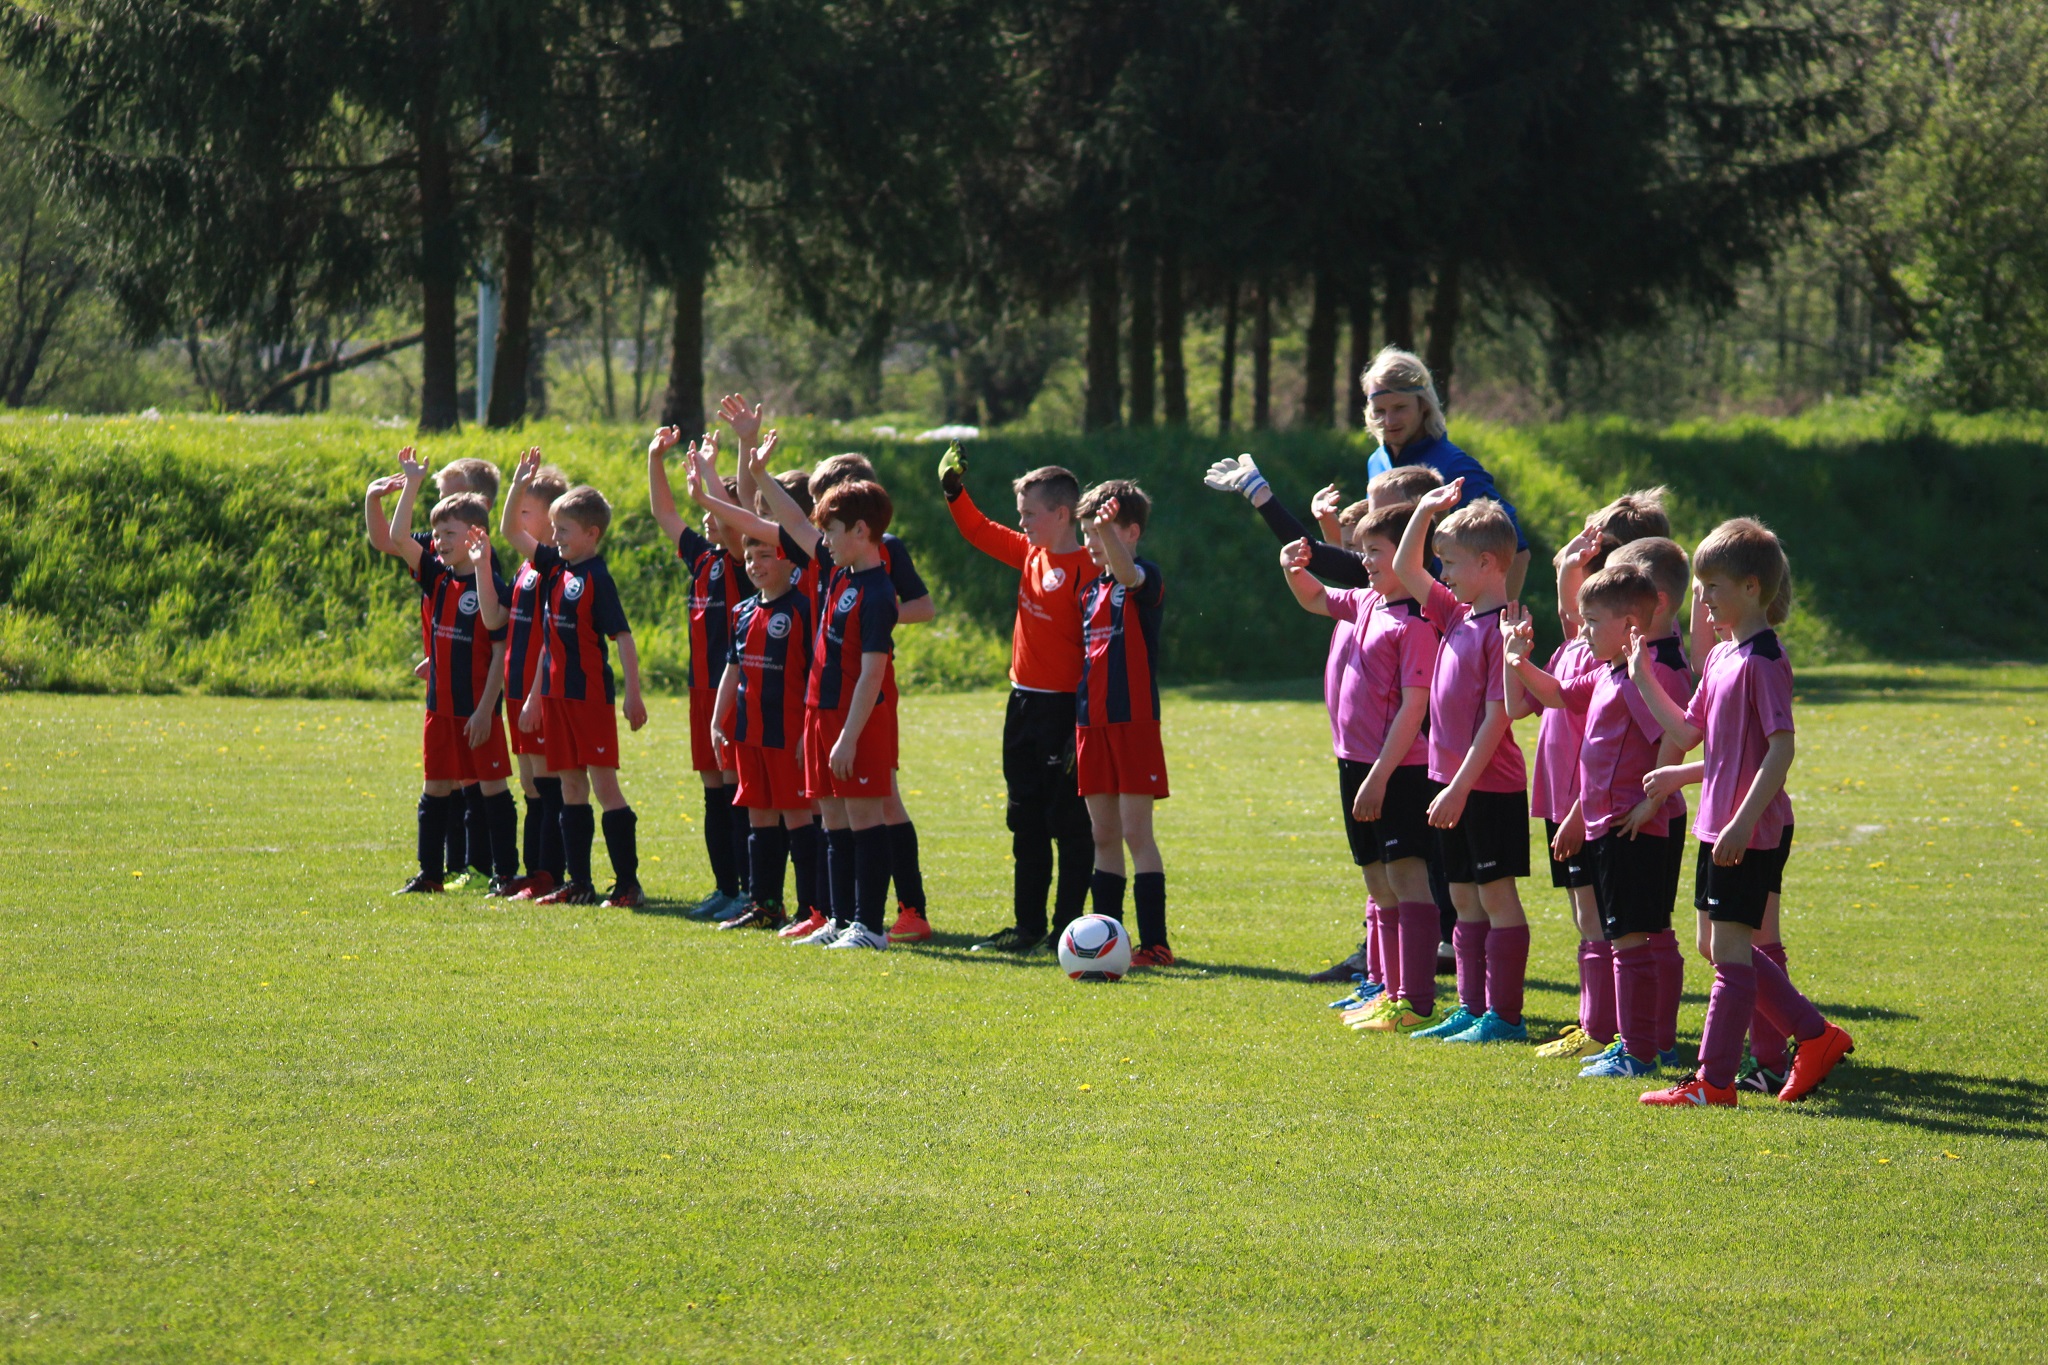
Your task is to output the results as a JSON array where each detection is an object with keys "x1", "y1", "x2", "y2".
[
  {"x1": 601, "y1": 882, "x2": 644, "y2": 909},
  {"x1": 778, "y1": 909, "x2": 829, "y2": 940},
  {"x1": 536, "y1": 882, "x2": 597, "y2": 906},
  {"x1": 1639, "y1": 1072, "x2": 1738, "y2": 1108},
  {"x1": 886, "y1": 905, "x2": 933, "y2": 943},
  {"x1": 1777, "y1": 1023, "x2": 1854, "y2": 1102},
  {"x1": 1128, "y1": 944, "x2": 1177, "y2": 970},
  {"x1": 509, "y1": 872, "x2": 556, "y2": 902}
]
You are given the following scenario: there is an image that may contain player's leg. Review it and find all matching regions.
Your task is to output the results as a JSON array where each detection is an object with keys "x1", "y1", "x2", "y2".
[
  {"x1": 587, "y1": 765, "x2": 641, "y2": 907},
  {"x1": 1119, "y1": 794, "x2": 1172, "y2": 965},
  {"x1": 825, "y1": 794, "x2": 892, "y2": 947},
  {"x1": 1446, "y1": 872, "x2": 1528, "y2": 1040},
  {"x1": 695, "y1": 768, "x2": 741, "y2": 913},
  {"x1": 1359, "y1": 860, "x2": 1397, "y2": 999},
  {"x1": 1386, "y1": 855, "x2": 1437, "y2": 1017},
  {"x1": 986, "y1": 689, "x2": 1051, "y2": 951},
  {"x1": 541, "y1": 765, "x2": 598, "y2": 904},
  {"x1": 406, "y1": 770, "x2": 460, "y2": 893},
  {"x1": 1747, "y1": 891, "x2": 1791, "y2": 1079},
  {"x1": 881, "y1": 773, "x2": 931, "y2": 942},
  {"x1": 1083, "y1": 791, "x2": 1127, "y2": 923},
  {"x1": 1314, "y1": 759, "x2": 1378, "y2": 984}
]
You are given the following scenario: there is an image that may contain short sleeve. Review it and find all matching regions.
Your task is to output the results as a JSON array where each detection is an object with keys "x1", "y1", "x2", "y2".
[
  {"x1": 1483, "y1": 626, "x2": 1507, "y2": 704},
  {"x1": 677, "y1": 527, "x2": 713, "y2": 565},
  {"x1": 883, "y1": 535, "x2": 929, "y2": 602},
  {"x1": 1134, "y1": 562, "x2": 1164, "y2": 608},
  {"x1": 531, "y1": 543, "x2": 563, "y2": 574},
  {"x1": 591, "y1": 570, "x2": 630, "y2": 638},
  {"x1": 413, "y1": 550, "x2": 446, "y2": 597},
  {"x1": 1323, "y1": 588, "x2": 1368, "y2": 623},
  {"x1": 1558, "y1": 668, "x2": 1602, "y2": 715},
  {"x1": 1398, "y1": 617, "x2": 1436, "y2": 689},
  {"x1": 782, "y1": 526, "x2": 819, "y2": 570},
  {"x1": 487, "y1": 619, "x2": 508, "y2": 643},
  {"x1": 858, "y1": 582, "x2": 899, "y2": 653},
  {"x1": 1421, "y1": 580, "x2": 1463, "y2": 635},
  {"x1": 1752, "y1": 657, "x2": 1796, "y2": 738}
]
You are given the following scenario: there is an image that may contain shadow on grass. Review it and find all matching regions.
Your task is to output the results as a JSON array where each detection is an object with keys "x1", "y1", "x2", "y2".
[
  {"x1": 1811, "y1": 1062, "x2": 2048, "y2": 1140},
  {"x1": 1791, "y1": 664, "x2": 2048, "y2": 707},
  {"x1": 630, "y1": 897, "x2": 708, "y2": 921}
]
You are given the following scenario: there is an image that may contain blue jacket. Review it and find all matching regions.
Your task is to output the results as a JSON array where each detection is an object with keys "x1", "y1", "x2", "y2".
[{"x1": 1366, "y1": 432, "x2": 1527, "y2": 551}]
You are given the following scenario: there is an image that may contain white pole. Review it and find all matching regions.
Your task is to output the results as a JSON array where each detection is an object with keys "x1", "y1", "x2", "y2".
[{"x1": 477, "y1": 269, "x2": 500, "y2": 425}]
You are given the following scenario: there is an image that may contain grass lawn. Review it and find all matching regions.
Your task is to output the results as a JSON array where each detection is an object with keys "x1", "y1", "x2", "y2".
[{"x1": 4, "y1": 665, "x2": 2047, "y2": 1361}]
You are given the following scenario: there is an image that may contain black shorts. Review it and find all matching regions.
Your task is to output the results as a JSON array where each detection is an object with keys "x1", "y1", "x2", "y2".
[
  {"x1": 1426, "y1": 783, "x2": 1530, "y2": 886},
  {"x1": 1543, "y1": 817, "x2": 1594, "y2": 890},
  {"x1": 1339, "y1": 760, "x2": 1432, "y2": 866},
  {"x1": 1694, "y1": 836, "x2": 1793, "y2": 929},
  {"x1": 1588, "y1": 828, "x2": 1684, "y2": 939},
  {"x1": 1003, "y1": 689, "x2": 1091, "y2": 842}
]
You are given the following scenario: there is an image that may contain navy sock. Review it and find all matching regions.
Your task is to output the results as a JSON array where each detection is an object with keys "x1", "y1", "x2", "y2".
[
  {"x1": 485, "y1": 789, "x2": 519, "y2": 880},
  {"x1": 418, "y1": 792, "x2": 458, "y2": 879},
  {"x1": 536, "y1": 777, "x2": 565, "y2": 880},
  {"x1": 1133, "y1": 870, "x2": 1167, "y2": 950},
  {"x1": 521, "y1": 789, "x2": 544, "y2": 877},
  {"x1": 1053, "y1": 834, "x2": 1094, "y2": 934},
  {"x1": 730, "y1": 796, "x2": 753, "y2": 903},
  {"x1": 887, "y1": 820, "x2": 925, "y2": 912},
  {"x1": 463, "y1": 784, "x2": 491, "y2": 874},
  {"x1": 560, "y1": 803, "x2": 596, "y2": 887},
  {"x1": 748, "y1": 823, "x2": 790, "y2": 909},
  {"x1": 1013, "y1": 832, "x2": 1053, "y2": 939},
  {"x1": 825, "y1": 827, "x2": 857, "y2": 927},
  {"x1": 443, "y1": 791, "x2": 466, "y2": 875},
  {"x1": 788, "y1": 822, "x2": 821, "y2": 916},
  {"x1": 601, "y1": 806, "x2": 639, "y2": 888},
  {"x1": 703, "y1": 785, "x2": 737, "y2": 896},
  {"x1": 854, "y1": 826, "x2": 892, "y2": 933},
  {"x1": 1090, "y1": 869, "x2": 1127, "y2": 922}
]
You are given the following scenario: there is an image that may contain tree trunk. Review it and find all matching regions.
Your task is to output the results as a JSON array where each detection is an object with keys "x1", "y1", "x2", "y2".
[
  {"x1": 1158, "y1": 243, "x2": 1187, "y2": 426},
  {"x1": 660, "y1": 255, "x2": 706, "y2": 433},
  {"x1": 486, "y1": 141, "x2": 538, "y2": 428},
  {"x1": 852, "y1": 303, "x2": 891, "y2": 415},
  {"x1": 1083, "y1": 250, "x2": 1121, "y2": 431},
  {"x1": 1251, "y1": 277, "x2": 1272, "y2": 430},
  {"x1": 1383, "y1": 262, "x2": 1415, "y2": 352},
  {"x1": 1423, "y1": 258, "x2": 1462, "y2": 411},
  {"x1": 1126, "y1": 239, "x2": 1156, "y2": 427},
  {"x1": 412, "y1": 0, "x2": 459, "y2": 432},
  {"x1": 1216, "y1": 278, "x2": 1239, "y2": 434},
  {"x1": 1302, "y1": 270, "x2": 1338, "y2": 427},
  {"x1": 1346, "y1": 280, "x2": 1373, "y2": 428}
]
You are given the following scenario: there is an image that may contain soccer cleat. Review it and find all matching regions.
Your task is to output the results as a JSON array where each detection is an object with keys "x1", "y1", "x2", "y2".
[
  {"x1": 393, "y1": 874, "x2": 444, "y2": 895},
  {"x1": 778, "y1": 909, "x2": 830, "y2": 940},
  {"x1": 795, "y1": 919, "x2": 848, "y2": 946},
  {"x1": 1409, "y1": 1005, "x2": 1481, "y2": 1040},
  {"x1": 1658, "y1": 1047, "x2": 1686, "y2": 1070},
  {"x1": 1580, "y1": 1051, "x2": 1661, "y2": 1079},
  {"x1": 508, "y1": 872, "x2": 556, "y2": 902},
  {"x1": 1734, "y1": 1054, "x2": 1786, "y2": 1095},
  {"x1": 444, "y1": 870, "x2": 482, "y2": 892},
  {"x1": 1581, "y1": 1038, "x2": 1624, "y2": 1066},
  {"x1": 683, "y1": 890, "x2": 736, "y2": 921},
  {"x1": 709, "y1": 895, "x2": 752, "y2": 922},
  {"x1": 824, "y1": 923, "x2": 889, "y2": 950},
  {"x1": 1330, "y1": 975, "x2": 1385, "y2": 1011},
  {"x1": 485, "y1": 875, "x2": 521, "y2": 898},
  {"x1": 1535, "y1": 1025, "x2": 1604, "y2": 1059},
  {"x1": 1307, "y1": 945, "x2": 1369, "y2": 984},
  {"x1": 1777, "y1": 1023, "x2": 1854, "y2": 1102},
  {"x1": 1349, "y1": 997, "x2": 1411, "y2": 1030},
  {"x1": 1640, "y1": 1071, "x2": 1738, "y2": 1107},
  {"x1": 1442, "y1": 1011, "x2": 1529, "y2": 1045},
  {"x1": 719, "y1": 902, "x2": 787, "y2": 932},
  {"x1": 887, "y1": 906, "x2": 934, "y2": 943},
  {"x1": 1128, "y1": 944, "x2": 1177, "y2": 970},
  {"x1": 536, "y1": 881, "x2": 597, "y2": 906},
  {"x1": 600, "y1": 882, "x2": 644, "y2": 910},
  {"x1": 971, "y1": 926, "x2": 1045, "y2": 953}
]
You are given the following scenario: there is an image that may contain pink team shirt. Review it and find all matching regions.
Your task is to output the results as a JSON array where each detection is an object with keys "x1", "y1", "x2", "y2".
[
  {"x1": 1558, "y1": 636, "x2": 1693, "y2": 839},
  {"x1": 1531, "y1": 638, "x2": 1599, "y2": 821},
  {"x1": 1323, "y1": 588, "x2": 1435, "y2": 765},
  {"x1": 1422, "y1": 581, "x2": 1525, "y2": 793},
  {"x1": 1683, "y1": 628, "x2": 1796, "y2": 850}
]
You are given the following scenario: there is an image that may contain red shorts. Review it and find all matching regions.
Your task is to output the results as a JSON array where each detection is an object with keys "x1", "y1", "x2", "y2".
[
  {"x1": 802, "y1": 701, "x2": 898, "y2": 800},
  {"x1": 733, "y1": 742, "x2": 807, "y2": 811},
  {"x1": 507, "y1": 692, "x2": 547, "y2": 758},
  {"x1": 541, "y1": 696, "x2": 621, "y2": 772},
  {"x1": 423, "y1": 709, "x2": 512, "y2": 783},
  {"x1": 1076, "y1": 721, "x2": 1169, "y2": 799},
  {"x1": 689, "y1": 686, "x2": 732, "y2": 773}
]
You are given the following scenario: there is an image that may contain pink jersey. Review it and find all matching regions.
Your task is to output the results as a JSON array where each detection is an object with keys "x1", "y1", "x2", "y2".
[
  {"x1": 1422, "y1": 581, "x2": 1525, "y2": 793},
  {"x1": 1530, "y1": 639, "x2": 1599, "y2": 821},
  {"x1": 1684, "y1": 628, "x2": 1795, "y2": 850},
  {"x1": 1324, "y1": 588, "x2": 1435, "y2": 765},
  {"x1": 1558, "y1": 636, "x2": 1692, "y2": 839}
]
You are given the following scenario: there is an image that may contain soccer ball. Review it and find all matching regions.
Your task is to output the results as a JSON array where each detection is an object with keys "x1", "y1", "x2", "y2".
[{"x1": 1057, "y1": 914, "x2": 1132, "y2": 981}]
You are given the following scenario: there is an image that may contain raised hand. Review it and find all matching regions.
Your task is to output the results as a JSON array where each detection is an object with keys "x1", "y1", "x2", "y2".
[
  {"x1": 1310, "y1": 483, "x2": 1344, "y2": 521},
  {"x1": 1623, "y1": 624, "x2": 1649, "y2": 679},
  {"x1": 1501, "y1": 601, "x2": 1535, "y2": 663},
  {"x1": 718, "y1": 394, "x2": 763, "y2": 448},
  {"x1": 462, "y1": 525, "x2": 492, "y2": 570},
  {"x1": 648, "y1": 426, "x2": 682, "y2": 461},
  {"x1": 397, "y1": 446, "x2": 428, "y2": 485},
  {"x1": 1280, "y1": 538, "x2": 1314, "y2": 571},
  {"x1": 1202, "y1": 453, "x2": 1267, "y2": 500},
  {"x1": 1563, "y1": 522, "x2": 1605, "y2": 566},
  {"x1": 1088, "y1": 495, "x2": 1122, "y2": 532},
  {"x1": 368, "y1": 473, "x2": 406, "y2": 497},
  {"x1": 749, "y1": 429, "x2": 780, "y2": 476},
  {"x1": 1415, "y1": 476, "x2": 1463, "y2": 517},
  {"x1": 513, "y1": 445, "x2": 543, "y2": 486},
  {"x1": 938, "y1": 442, "x2": 966, "y2": 500}
]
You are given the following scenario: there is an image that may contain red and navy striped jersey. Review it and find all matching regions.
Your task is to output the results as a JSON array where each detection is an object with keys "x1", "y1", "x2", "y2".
[
  {"x1": 677, "y1": 528, "x2": 741, "y2": 690},
  {"x1": 504, "y1": 557, "x2": 548, "y2": 704},
  {"x1": 728, "y1": 588, "x2": 814, "y2": 750},
  {"x1": 532, "y1": 544, "x2": 630, "y2": 704},
  {"x1": 780, "y1": 529, "x2": 928, "y2": 612},
  {"x1": 806, "y1": 564, "x2": 898, "y2": 711},
  {"x1": 1077, "y1": 560, "x2": 1165, "y2": 727},
  {"x1": 414, "y1": 551, "x2": 508, "y2": 718}
]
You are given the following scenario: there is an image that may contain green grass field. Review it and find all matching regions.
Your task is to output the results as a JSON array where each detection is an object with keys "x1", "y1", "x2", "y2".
[{"x1": 4, "y1": 667, "x2": 2047, "y2": 1361}]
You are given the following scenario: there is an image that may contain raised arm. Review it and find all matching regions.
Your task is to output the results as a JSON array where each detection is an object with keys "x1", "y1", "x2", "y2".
[
  {"x1": 720, "y1": 394, "x2": 765, "y2": 508},
  {"x1": 500, "y1": 446, "x2": 543, "y2": 560},
  {"x1": 741, "y1": 431, "x2": 820, "y2": 556},
  {"x1": 463, "y1": 528, "x2": 508, "y2": 630},
  {"x1": 1394, "y1": 477, "x2": 1461, "y2": 605},
  {"x1": 1555, "y1": 525, "x2": 1603, "y2": 636},
  {"x1": 365, "y1": 473, "x2": 407, "y2": 556},
  {"x1": 646, "y1": 426, "x2": 689, "y2": 545},
  {"x1": 1625, "y1": 626, "x2": 1701, "y2": 751},
  {"x1": 385, "y1": 448, "x2": 427, "y2": 572},
  {"x1": 1279, "y1": 540, "x2": 1333, "y2": 617},
  {"x1": 690, "y1": 436, "x2": 785, "y2": 546},
  {"x1": 1085, "y1": 497, "x2": 1144, "y2": 590},
  {"x1": 1502, "y1": 602, "x2": 1565, "y2": 711}
]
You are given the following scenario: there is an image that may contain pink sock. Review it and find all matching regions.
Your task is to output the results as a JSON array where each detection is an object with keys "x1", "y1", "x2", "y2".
[
  {"x1": 1578, "y1": 940, "x2": 1616, "y2": 1043},
  {"x1": 1397, "y1": 902, "x2": 1438, "y2": 1014},
  {"x1": 1752, "y1": 943, "x2": 1824, "y2": 1045},
  {"x1": 1651, "y1": 929, "x2": 1685, "y2": 1054},
  {"x1": 1701, "y1": 963, "x2": 1756, "y2": 1090},
  {"x1": 1452, "y1": 920, "x2": 1490, "y2": 1016},
  {"x1": 1485, "y1": 924, "x2": 1530, "y2": 1025},
  {"x1": 1368, "y1": 899, "x2": 1397, "y2": 998},
  {"x1": 1614, "y1": 944, "x2": 1659, "y2": 1062},
  {"x1": 1748, "y1": 940, "x2": 1792, "y2": 1069},
  {"x1": 1363, "y1": 897, "x2": 1383, "y2": 985}
]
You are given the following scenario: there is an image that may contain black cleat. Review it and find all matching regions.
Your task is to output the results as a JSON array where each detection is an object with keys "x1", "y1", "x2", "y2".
[{"x1": 393, "y1": 874, "x2": 444, "y2": 895}]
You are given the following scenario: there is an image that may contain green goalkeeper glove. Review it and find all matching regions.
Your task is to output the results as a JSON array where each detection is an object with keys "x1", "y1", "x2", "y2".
[{"x1": 938, "y1": 443, "x2": 967, "y2": 501}]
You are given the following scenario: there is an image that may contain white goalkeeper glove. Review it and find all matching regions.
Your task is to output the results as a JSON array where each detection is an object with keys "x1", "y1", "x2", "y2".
[{"x1": 1202, "y1": 453, "x2": 1268, "y2": 501}]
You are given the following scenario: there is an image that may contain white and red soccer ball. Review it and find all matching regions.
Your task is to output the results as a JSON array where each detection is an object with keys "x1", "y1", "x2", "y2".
[{"x1": 1057, "y1": 914, "x2": 1132, "y2": 981}]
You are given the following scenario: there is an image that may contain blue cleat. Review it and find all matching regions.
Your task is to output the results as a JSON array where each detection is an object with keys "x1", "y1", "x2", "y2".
[
  {"x1": 1442, "y1": 1010, "x2": 1530, "y2": 1044},
  {"x1": 1329, "y1": 975, "x2": 1385, "y2": 1010},
  {"x1": 1410, "y1": 1005, "x2": 1481, "y2": 1040},
  {"x1": 684, "y1": 891, "x2": 738, "y2": 921},
  {"x1": 1658, "y1": 1046, "x2": 1687, "y2": 1071},
  {"x1": 1581, "y1": 1051, "x2": 1661, "y2": 1078}
]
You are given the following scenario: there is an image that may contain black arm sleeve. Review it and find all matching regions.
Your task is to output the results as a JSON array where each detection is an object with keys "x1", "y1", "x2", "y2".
[{"x1": 1254, "y1": 494, "x2": 1370, "y2": 588}]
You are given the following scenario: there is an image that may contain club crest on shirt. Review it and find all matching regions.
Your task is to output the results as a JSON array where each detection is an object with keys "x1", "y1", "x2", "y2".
[
  {"x1": 1044, "y1": 566, "x2": 1066, "y2": 590},
  {"x1": 517, "y1": 567, "x2": 538, "y2": 591},
  {"x1": 1109, "y1": 584, "x2": 1126, "y2": 609},
  {"x1": 767, "y1": 612, "x2": 792, "y2": 639},
  {"x1": 710, "y1": 558, "x2": 724, "y2": 580},
  {"x1": 563, "y1": 575, "x2": 586, "y2": 602},
  {"x1": 836, "y1": 587, "x2": 859, "y2": 614},
  {"x1": 458, "y1": 590, "x2": 479, "y2": 616}
]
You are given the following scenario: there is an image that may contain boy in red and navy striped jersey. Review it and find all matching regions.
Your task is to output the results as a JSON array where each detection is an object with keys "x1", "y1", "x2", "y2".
[
  {"x1": 363, "y1": 476, "x2": 518, "y2": 895},
  {"x1": 1073, "y1": 479, "x2": 1174, "y2": 969},
  {"x1": 497, "y1": 454, "x2": 571, "y2": 901},
  {"x1": 504, "y1": 452, "x2": 649, "y2": 909}
]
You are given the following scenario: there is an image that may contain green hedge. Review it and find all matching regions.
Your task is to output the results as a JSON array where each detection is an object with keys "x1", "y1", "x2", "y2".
[{"x1": 0, "y1": 407, "x2": 2041, "y2": 697}]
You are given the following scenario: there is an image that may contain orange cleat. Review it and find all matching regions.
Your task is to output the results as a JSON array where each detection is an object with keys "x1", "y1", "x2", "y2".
[
  {"x1": 886, "y1": 905, "x2": 933, "y2": 944},
  {"x1": 778, "y1": 909, "x2": 830, "y2": 940},
  {"x1": 509, "y1": 872, "x2": 556, "y2": 902},
  {"x1": 1128, "y1": 944, "x2": 1177, "y2": 970},
  {"x1": 1639, "y1": 1072, "x2": 1738, "y2": 1108},
  {"x1": 1777, "y1": 1023, "x2": 1854, "y2": 1102}
]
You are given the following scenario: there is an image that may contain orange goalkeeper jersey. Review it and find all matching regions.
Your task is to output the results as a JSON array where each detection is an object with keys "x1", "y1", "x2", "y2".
[{"x1": 947, "y1": 488, "x2": 1094, "y2": 693}]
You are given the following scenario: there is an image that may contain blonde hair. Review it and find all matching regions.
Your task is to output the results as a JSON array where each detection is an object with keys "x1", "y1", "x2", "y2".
[
  {"x1": 1435, "y1": 497, "x2": 1517, "y2": 568},
  {"x1": 1360, "y1": 347, "x2": 1448, "y2": 444},
  {"x1": 1367, "y1": 464, "x2": 1443, "y2": 505},
  {"x1": 551, "y1": 485, "x2": 613, "y2": 536},
  {"x1": 525, "y1": 464, "x2": 570, "y2": 507},
  {"x1": 1695, "y1": 517, "x2": 1793, "y2": 625},
  {"x1": 1588, "y1": 487, "x2": 1671, "y2": 544},
  {"x1": 429, "y1": 492, "x2": 491, "y2": 530},
  {"x1": 1578, "y1": 564, "x2": 1659, "y2": 622},
  {"x1": 1609, "y1": 537, "x2": 1689, "y2": 610},
  {"x1": 436, "y1": 457, "x2": 501, "y2": 506}
]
